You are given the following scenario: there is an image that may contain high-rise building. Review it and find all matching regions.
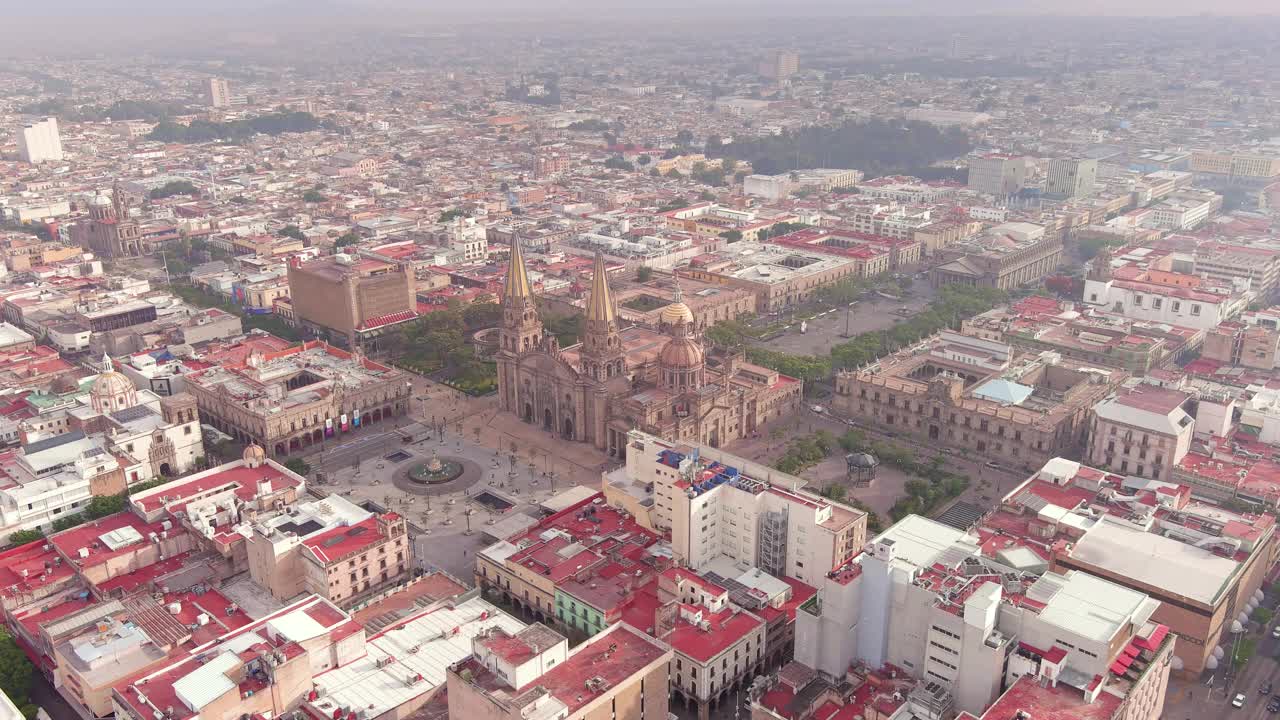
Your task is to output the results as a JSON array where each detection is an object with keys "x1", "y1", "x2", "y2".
[
  {"x1": 797, "y1": 513, "x2": 1176, "y2": 719},
  {"x1": 968, "y1": 153, "x2": 1027, "y2": 196},
  {"x1": 208, "y1": 76, "x2": 230, "y2": 108},
  {"x1": 1045, "y1": 157, "x2": 1098, "y2": 199},
  {"x1": 759, "y1": 50, "x2": 799, "y2": 82},
  {"x1": 286, "y1": 253, "x2": 418, "y2": 348},
  {"x1": 16, "y1": 117, "x2": 63, "y2": 164}
]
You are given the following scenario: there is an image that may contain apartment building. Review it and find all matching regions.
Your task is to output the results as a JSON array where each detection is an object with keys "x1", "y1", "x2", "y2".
[
  {"x1": 832, "y1": 331, "x2": 1123, "y2": 471},
  {"x1": 1045, "y1": 158, "x2": 1098, "y2": 199},
  {"x1": 796, "y1": 514, "x2": 1174, "y2": 719},
  {"x1": 1145, "y1": 190, "x2": 1221, "y2": 231},
  {"x1": 286, "y1": 254, "x2": 418, "y2": 348},
  {"x1": 1192, "y1": 240, "x2": 1280, "y2": 298},
  {"x1": 968, "y1": 154, "x2": 1027, "y2": 197},
  {"x1": 1191, "y1": 149, "x2": 1280, "y2": 187},
  {"x1": 618, "y1": 570, "x2": 767, "y2": 717},
  {"x1": 446, "y1": 622, "x2": 671, "y2": 720},
  {"x1": 208, "y1": 77, "x2": 231, "y2": 107},
  {"x1": 980, "y1": 457, "x2": 1274, "y2": 675},
  {"x1": 1087, "y1": 386, "x2": 1195, "y2": 484},
  {"x1": 418, "y1": 216, "x2": 489, "y2": 262},
  {"x1": 53, "y1": 587, "x2": 254, "y2": 717},
  {"x1": 17, "y1": 118, "x2": 63, "y2": 164},
  {"x1": 606, "y1": 430, "x2": 866, "y2": 587},
  {"x1": 1202, "y1": 320, "x2": 1280, "y2": 371}
]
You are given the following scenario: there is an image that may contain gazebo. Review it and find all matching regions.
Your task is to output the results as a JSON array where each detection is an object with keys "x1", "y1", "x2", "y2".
[{"x1": 846, "y1": 452, "x2": 879, "y2": 487}]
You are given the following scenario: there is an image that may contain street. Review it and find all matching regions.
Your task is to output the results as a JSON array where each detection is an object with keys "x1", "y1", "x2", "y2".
[{"x1": 1165, "y1": 621, "x2": 1280, "y2": 720}]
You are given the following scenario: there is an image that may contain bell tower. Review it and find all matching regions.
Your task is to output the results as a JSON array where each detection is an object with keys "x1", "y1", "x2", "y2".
[
  {"x1": 499, "y1": 236, "x2": 543, "y2": 355},
  {"x1": 497, "y1": 236, "x2": 543, "y2": 414},
  {"x1": 580, "y1": 252, "x2": 626, "y2": 382}
]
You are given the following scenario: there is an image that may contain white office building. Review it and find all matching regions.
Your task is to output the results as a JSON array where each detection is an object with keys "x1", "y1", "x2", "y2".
[
  {"x1": 795, "y1": 515, "x2": 1173, "y2": 718},
  {"x1": 17, "y1": 117, "x2": 63, "y2": 164}
]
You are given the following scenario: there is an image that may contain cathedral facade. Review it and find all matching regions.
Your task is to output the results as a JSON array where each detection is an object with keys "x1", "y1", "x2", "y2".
[
  {"x1": 496, "y1": 242, "x2": 803, "y2": 459},
  {"x1": 74, "y1": 183, "x2": 145, "y2": 258}
]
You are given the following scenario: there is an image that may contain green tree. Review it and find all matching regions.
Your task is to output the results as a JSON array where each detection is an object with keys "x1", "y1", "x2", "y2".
[
  {"x1": 279, "y1": 225, "x2": 306, "y2": 241},
  {"x1": 0, "y1": 628, "x2": 37, "y2": 719},
  {"x1": 604, "y1": 155, "x2": 632, "y2": 171},
  {"x1": 674, "y1": 129, "x2": 695, "y2": 147},
  {"x1": 462, "y1": 302, "x2": 503, "y2": 329},
  {"x1": 636, "y1": 266, "x2": 654, "y2": 282},
  {"x1": 8, "y1": 529, "x2": 43, "y2": 545},
  {"x1": 284, "y1": 458, "x2": 312, "y2": 477},
  {"x1": 637, "y1": 154, "x2": 652, "y2": 165},
  {"x1": 302, "y1": 190, "x2": 326, "y2": 203},
  {"x1": 439, "y1": 208, "x2": 468, "y2": 223},
  {"x1": 721, "y1": 230, "x2": 743, "y2": 243},
  {"x1": 149, "y1": 180, "x2": 199, "y2": 199},
  {"x1": 335, "y1": 232, "x2": 361, "y2": 248}
]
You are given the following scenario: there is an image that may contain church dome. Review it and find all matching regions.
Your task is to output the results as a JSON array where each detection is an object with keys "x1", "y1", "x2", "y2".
[
  {"x1": 243, "y1": 444, "x2": 267, "y2": 468},
  {"x1": 660, "y1": 301, "x2": 694, "y2": 327},
  {"x1": 659, "y1": 336, "x2": 704, "y2": 369},
  {"x1": 91, "y1": 354, "x2": 139, "y2": 414},
  {"x1": 92, "y1": 370, "x2": 134, "y2": 398}
]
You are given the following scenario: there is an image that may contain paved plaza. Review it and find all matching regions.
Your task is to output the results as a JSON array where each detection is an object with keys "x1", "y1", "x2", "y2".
[
  {"x1": 755, "y1": 285, "x2": 936, "y2": 357},
  {"x1": 304, "y1": 375, "x2": 620, "y2": 585}
]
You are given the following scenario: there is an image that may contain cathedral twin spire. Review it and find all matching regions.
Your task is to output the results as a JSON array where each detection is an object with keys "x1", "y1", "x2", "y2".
[
  {"x1": 503, "y1": 235, "x2": 534, "y2": 303},
  {"x1": 584, "y1": 251, "x2": 617, "y2": 325},
  {"x1": 501, "y1": 240, "x2": 623, "y2": 380}
]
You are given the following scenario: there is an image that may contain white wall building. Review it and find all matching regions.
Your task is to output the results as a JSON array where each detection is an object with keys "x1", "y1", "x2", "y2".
[
  {"x1": 606, "y1": 430, "x2": 865, "y2": 588},
  {"x1": 795, "y1": 515, "x2": 1170, "y2": 718},
  {"x1": 1083, "y1": 275, "x2": 1248, "y2": 332},
  {"x1": 17, "y1": 117, "x2": 64, "y2": 164}
]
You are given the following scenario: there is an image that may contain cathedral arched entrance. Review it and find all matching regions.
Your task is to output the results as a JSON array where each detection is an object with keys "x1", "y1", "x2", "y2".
[
  {"x1": 543, "y1": 409, "x2": 553, "y2": 431},
  {"x1": 524, "y1": 403, "x2": 534, "y2": 423},
  {"x1": 159, "y1": 463, "x2": 172, "y2": 477},
  {"x1": 562, "y1": 417, "x2": 574, "y2": 440}
]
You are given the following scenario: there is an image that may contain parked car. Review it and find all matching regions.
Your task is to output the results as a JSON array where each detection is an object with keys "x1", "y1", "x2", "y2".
[{"x1": 1234, "y1": 693, "x2": 1247, "y2": 708}]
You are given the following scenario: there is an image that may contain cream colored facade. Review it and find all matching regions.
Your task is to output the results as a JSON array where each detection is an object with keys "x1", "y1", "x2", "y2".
[
  {"x1": 615, "y1": 431, "x2": 866, "y2": 588},
  {"x1": 185, "y1": 340, "x2": 411, "y2": 459}
]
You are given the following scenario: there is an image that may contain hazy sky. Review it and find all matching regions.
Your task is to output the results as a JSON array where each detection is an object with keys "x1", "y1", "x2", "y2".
[
  {"x1": 1, "y1": 0, "x2": 1275, "y2": 58},
  {"x1": 5, "y1": 0, "x2": 1280, "y2": 16}
]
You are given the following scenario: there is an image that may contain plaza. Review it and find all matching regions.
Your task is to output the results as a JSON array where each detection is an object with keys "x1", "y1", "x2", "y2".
[{"x1": 305, "y1": 376, "x2": 623, "y2": 583}]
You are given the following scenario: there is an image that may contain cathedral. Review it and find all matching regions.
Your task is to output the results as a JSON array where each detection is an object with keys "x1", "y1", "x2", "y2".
[
  {"x1": 496, "y1": 240, "x2": 803, "y2": 459},
  {"x1": 74, "y1": 182, "x2": 145, "y2": 258}
]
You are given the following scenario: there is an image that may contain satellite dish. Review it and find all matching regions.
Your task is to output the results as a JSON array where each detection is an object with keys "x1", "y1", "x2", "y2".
[
  {"x1": 1214, "y1": 646, "x2": 1225, "y2": 659},
  {"x1": 1232, "y1": 620, "x2": 1244, "y2": 634},
  {"x1": 1171, "y1": 656, "x2": 1184, "y2": 671},
  {"x1": 1206, "y1": 655, "x2": 1219, "y2": 671}
]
